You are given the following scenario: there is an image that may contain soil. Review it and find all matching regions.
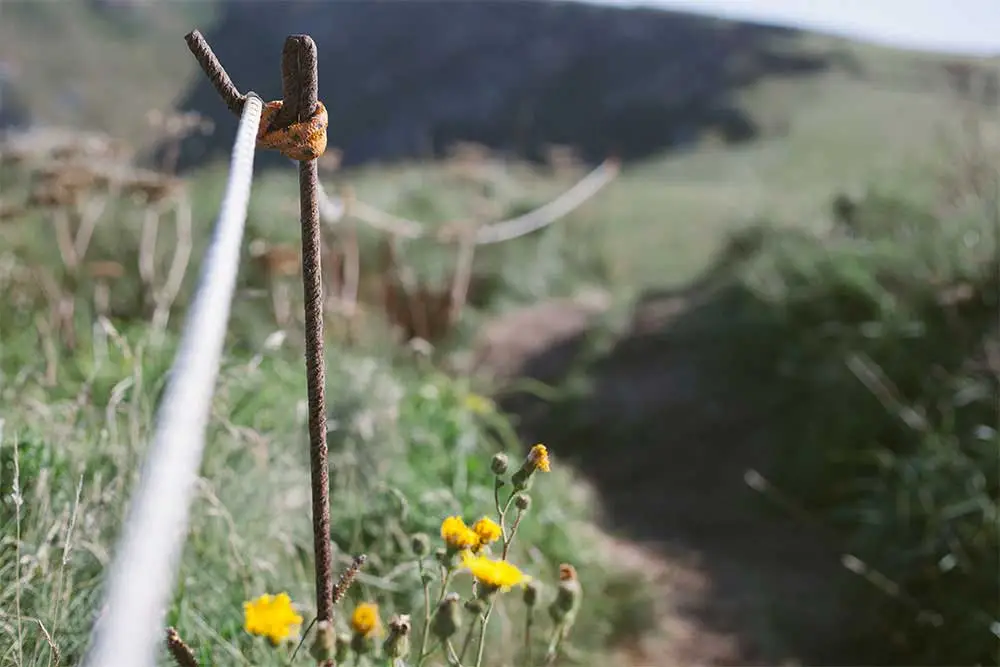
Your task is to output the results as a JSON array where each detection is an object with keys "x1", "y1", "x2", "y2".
[{"x1": 471, "y1": 290, "x2": 856, "y2": 666}]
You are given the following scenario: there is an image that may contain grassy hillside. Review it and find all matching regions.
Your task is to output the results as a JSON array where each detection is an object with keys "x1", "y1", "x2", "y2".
[
  {"x1": 1, "y1": 3, "x2": 998, "y2": 666},
  {"x1": 0, "y1": 1, "x2": 214, "y2": 146}
]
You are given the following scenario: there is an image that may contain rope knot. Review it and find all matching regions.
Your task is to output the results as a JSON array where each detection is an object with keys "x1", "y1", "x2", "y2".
[{"x1": 256, "y1": 100, "x2": 328, "y2": 161}]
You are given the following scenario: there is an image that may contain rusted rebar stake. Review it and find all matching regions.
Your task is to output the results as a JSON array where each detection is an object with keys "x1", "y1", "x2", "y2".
[
  {"x1": 282, "y1": 34, "x2": 334, "y2": 659},
  {"x1": 184, "y1": 29, "x2": 333, "y2": 659},
  {"x1": 183, "y1": 30, "x2": 246, "y2": 117}
]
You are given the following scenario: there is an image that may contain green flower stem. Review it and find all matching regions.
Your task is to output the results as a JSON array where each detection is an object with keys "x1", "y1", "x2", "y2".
[
  {"x1": 502, "y1": 492, "x2": 517, "y2": 516},
  {"x1": 493, "y1": 480, "x2": 508, "y2": 538},
  {"x1": 494, "y1": 482, "x2": 520, "y2": 559},
  {"x1": 457, "y1": 612, "x2": 479, "y2": 664},
  {"x1": 415, "y1": 559, "x2": 433, "y2": 666},
  {"x1": 524, "y1": 607, "x2": 535, "y2": 666},
  {"x1": 473, "y1": 604, "x2": 494, "y2": 667},
  {"x1": 417, "y1": 565, "x2": 454, "y2": 666},
  {"x1": 501, "y1": 509, "x2": 525, "y2": 560},
  {"x1": 445, "y1": 639, "x2": 463, "y2": 666},
  {"x1": 544, "y1": 624, "x2": 567, "y2": 666}
]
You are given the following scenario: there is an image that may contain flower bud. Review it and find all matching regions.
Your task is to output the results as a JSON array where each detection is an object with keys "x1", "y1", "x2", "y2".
[
  {"x1": 431, "y1": 592, "x2": 462, "y2": 641},
  {"x1": 490, "y1": 452, "x2": 509, "y2": 476},
  {"x1": 382, "y1": 614, "x2": 412, "y2": 659},
  {"x1": 464, "y1": 598, "x2": 486, "y2": 616},
  {"x1": 514, "y1": 493, "x2": 531, "y2": 511},
  {"x1": 512, "y1": 468, "x2": 530, "y2": 492},
  {"x1": 309, "y1": 620, "x2": 335, "y2": 662},
  {"x1": 548, "y1": 564, "x2": 582, "y2": 628},
  {"x1": 411, "y1": 532, "x2": 431, "y2": 557},
  {"x1": 523, "y1": 581, "x2": 540, "y2": 607}
]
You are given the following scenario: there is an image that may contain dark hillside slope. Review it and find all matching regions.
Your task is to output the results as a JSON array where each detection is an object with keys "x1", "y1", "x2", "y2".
[{"x1": 171, "y1": 0, "x2": 832, "y2": 171}]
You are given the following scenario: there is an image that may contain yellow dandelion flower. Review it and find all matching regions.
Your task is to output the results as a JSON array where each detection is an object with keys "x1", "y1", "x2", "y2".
[
  {"x1": 440, "y1": 515, "x2": 480, "y2": 551},
  {"x1": 243, "y1": 592, "x2": 303, "y2": 644},
  {"x1": 471, "y1": 516, "x2": 502, "y2": 549},
  {"x1": 351, "y1": 602, "x2": 382, "y2": 638},
  {"x1": 527, "y1": 444, "x2": 550, "y2": 472},
  {"x1": 460, "y1": 551, "x2": 530, "y2": 591},
  {"x1": 463, "y1": 393, "x2": 494, "y2": 415}
]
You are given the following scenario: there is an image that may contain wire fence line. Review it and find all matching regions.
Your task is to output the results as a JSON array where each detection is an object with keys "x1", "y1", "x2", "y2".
[{"x1": 81, "y1": 93, "x2": 264, "y2": 667}]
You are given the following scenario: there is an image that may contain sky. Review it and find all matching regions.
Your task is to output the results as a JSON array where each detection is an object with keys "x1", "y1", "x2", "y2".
[{"x1": 583, "y1": 0, "x2": 1000, "y2": 56}]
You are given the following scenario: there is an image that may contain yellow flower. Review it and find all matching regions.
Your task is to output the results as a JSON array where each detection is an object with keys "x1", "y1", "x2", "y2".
[
  {"x1": 527, "y1": 444, "x2": 550, "y2": 473},
  {"x1": 463, "y1": 393, "x2": 494, "y2": 415},
  {"x1": 351, "y1": 602, "x2": 382, "y2": 638},
  {"x1": 471, "y1": 517, "x2": 502, "y2": 550},
  {"x1": 440, "y1": 516, "x2": 480, "y2": 551},
  {"x1": 243, "y1": 592, "x2": 303, "y2": 644},
  {"x1": 460, "y1": 551, "x2": 530, "y2": 591}
]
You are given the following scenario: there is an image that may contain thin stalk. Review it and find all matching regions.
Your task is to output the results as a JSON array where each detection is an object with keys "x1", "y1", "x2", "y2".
[
  {"x1": 544, "y1": 625, "x2": 567, "y2": 666},
  {"x1": 523, "y1": 608, "x2": 535, "y2": 666},
  {"x1": 415, "y1": 559, "x2": 433, "y2": 664},
  {"x1": 501, "y1": 510, "x2": 525, "y2": 561},
  {"x1": 457, "y1": 613, "x2": 479, "y2": 664},
  {"x1": 417, "y1": 566, "x2": 453, "y2": 666},
  {"x1": 473, "y1": 605, "x2": 493, "y2": 667},
  {"x1": 445, "y1": 639, "x2": 462, "y2": 666}
]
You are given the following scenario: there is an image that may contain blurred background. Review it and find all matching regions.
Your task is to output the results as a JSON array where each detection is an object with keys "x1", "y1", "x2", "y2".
[{"x1": 1, "y1": 2, "x2": 997, "y2": 666}]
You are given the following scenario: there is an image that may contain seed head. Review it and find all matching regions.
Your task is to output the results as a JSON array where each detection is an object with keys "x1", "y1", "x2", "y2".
[
  {"x1": 382, "y1": 614, "x2": 412, "y2": 659},
  {"x1": 490, "y1": 452, "x2": 509, "y2": 476}
]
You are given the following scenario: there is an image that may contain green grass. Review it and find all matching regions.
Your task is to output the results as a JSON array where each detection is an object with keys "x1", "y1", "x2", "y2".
[
  {"x1": 615, "y1": 186, "x2": 999, "y2": 664},
  {"x1": 580, "y1": 69, "x2": 983, "y2": 290},
  {"x1": 2, "y1": 90, "x2": 998, "y2": 666},
  {"x1": 0, "y1": 269, "x2": 649, "y2": 667},
  {"x1": 2, "y1": 5, "x2": 999, "y2": 665},
  {"x1": 0, "y1": 1, "x2": 992, "y2": 297},
  {"x1": 513, "y1": 177, "x2": 1000, "y2": 665},
  {"x1": 0, "y1": 142, "x2": 649, "y2": 666},
  {"x1": 0, "y1": 1, "x2": 212, "y2": 149},
  {"x1": 734, "y1": 204, "x2": 998, "y2": 665}
]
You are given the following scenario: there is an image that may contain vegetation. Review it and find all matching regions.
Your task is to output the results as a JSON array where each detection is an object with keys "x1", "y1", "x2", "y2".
[
  {"x1": 719, "y1": 190, "x2": 999, "y2": 665},
  {"x1": 535, "y1": 177, "x2": 999, "y2": 664},
  {"x1": 0, "y1": 129, "x2": 646, "y2": 666},
  {"x1": 0, "y1": 324, "x2": 632, "y2": 666},
  {"x1": 1, "y1": 4, "x2": 999, "y2": 667}
]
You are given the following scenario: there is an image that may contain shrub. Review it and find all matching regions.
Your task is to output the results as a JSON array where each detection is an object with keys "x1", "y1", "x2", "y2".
[{"x1": 718, "y1": 192, "x2": 999, "y2": 664}]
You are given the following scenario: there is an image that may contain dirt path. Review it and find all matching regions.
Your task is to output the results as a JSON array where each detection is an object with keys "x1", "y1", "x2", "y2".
[{"x1": 472, "y1": 291, "x2": 853, "y2": 666}]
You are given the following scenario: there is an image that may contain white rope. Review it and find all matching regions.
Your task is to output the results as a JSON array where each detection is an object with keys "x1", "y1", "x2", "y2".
[
  {"x1": 314, "y1": 159, "x2": 620, "y2": 245},
  {"x1": 470, "y1": 160, "x2": 619, "y2": 245},
  {"x1": 82, "y1": 94, "x2": 263, "y2": 667}
]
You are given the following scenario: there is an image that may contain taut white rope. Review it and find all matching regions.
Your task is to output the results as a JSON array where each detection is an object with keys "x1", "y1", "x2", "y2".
[{"x1": 82, "y1": 94, "x2": 264, "y2": 667}]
